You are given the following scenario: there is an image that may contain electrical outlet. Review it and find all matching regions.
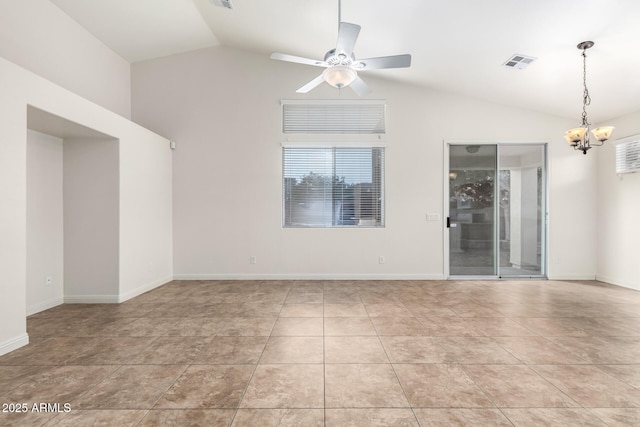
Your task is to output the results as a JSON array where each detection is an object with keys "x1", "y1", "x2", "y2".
[
  {"x1": 45, "y1": 276, "x2": 52, "y2": 286},
  {"x1": 379, "y1": 256, "x2": 385, "y2": 264},
  {"x1": 250, "y1": 256, "x2": 257, "y2": 264}
]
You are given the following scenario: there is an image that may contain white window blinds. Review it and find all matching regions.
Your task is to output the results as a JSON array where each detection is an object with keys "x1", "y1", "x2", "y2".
[
  {"x1": 616, "y1": 139, "x2": 640, "y2": 174},
  {"x1": 283, "y1": 147, "x2": 385, "y2": 227},
  {"x1": 282, "y1": 100, "x2": 386, "y2": 134}
]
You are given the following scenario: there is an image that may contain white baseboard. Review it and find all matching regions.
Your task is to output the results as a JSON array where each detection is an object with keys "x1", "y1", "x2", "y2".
[
  {"x1": 595, "y1": 274, "x2": 640, "y2": 292},
  {"x1": 118, "y1": 275, "x2": 173, "y2": 302},
  {"x1": 173, "y1": 273, "x2": 446, "y2": 281},
  {"x1": 63, "y1": 277, "x2": 173, "y2": 304},
  {"x1": 26, "y1": 297, "x2": 64, "y2": 316},
  {"x1": 546, "y1": 275, "x2": 596, "y2": 281},
  {"x1": 0, "y1": 333, "x2": 29, "y2": 356},
  {"x1": 64, "y1": 295, "x2": 120, "y2": 304}
]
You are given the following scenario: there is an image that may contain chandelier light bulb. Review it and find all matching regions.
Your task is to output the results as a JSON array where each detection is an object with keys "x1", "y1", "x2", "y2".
[
  {"x1": 591, "y1": 126, "x2": 614, "y2": 142},
  {"x1": 564, "y1": 127, "x2": 587, "y2": 145}
]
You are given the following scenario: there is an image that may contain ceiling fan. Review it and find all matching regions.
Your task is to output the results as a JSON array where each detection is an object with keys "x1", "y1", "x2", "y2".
[{"x1": 270, "y1": 2, "x2": 411, "y2": 96}]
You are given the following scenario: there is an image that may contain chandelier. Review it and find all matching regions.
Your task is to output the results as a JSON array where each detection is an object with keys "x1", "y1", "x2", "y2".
[{"x1": 564, "y1": 41, "x2": 614, "y2": 155}]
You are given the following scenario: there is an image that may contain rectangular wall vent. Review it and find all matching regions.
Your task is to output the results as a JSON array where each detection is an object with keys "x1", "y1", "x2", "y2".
[
  {"x1": 616, "y1": 139, "x2": 640, "y2": 174},
  {"x1": 210, "y1": 0, "x2": 233, "y2": 9},
  {"x1": 503, "y1": 54, "x2": 537, "y2": 69}
]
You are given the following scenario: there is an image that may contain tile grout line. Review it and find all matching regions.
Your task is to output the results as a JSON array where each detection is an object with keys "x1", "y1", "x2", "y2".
[
  {"x1": 227, "y1": 281, "x2": 293, "y2": 424},
  {"x1": 7, "y1": 279, "x2": 640, "y2": 425}
]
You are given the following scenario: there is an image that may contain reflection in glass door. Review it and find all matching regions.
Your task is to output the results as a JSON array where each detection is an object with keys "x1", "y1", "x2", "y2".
[
  {"x1": 497, "y1": 145, "x2": 546, "y2": 277},
  {"x1": 447, "y1": 144, "x2": 546, "y2": 278},
  {"x1": 448, "y1": 145, "x2": 497, "y2": 276}
]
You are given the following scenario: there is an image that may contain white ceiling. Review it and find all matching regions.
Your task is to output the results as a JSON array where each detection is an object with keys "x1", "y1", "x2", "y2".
[{"x1": 51, "y1": 0, "x2": 640, "y2": 122}]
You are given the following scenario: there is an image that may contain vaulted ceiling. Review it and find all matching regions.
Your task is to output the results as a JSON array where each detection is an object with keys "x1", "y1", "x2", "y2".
[{"x1": 51, "y1": 0, "x2": 640, "y2": 122}]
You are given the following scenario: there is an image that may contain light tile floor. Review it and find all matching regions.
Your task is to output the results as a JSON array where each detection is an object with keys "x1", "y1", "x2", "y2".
[{"x1": 1, "y1": 279, "x2": 640, "y2": 426}]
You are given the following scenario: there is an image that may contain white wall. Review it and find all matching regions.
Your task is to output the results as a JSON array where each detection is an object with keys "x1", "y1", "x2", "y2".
[
  {"x1": 26, "y1": 130, "x2": 64, "y2": 315},
  {"x1": 0, "y1": 0, "x2": 131, "y2": 118},
  {"x1": 0, "y1": 56, "x2": 173, "y2": 356},
  {"x1": 596, "y1": 111, "x2": 640, "y2": 290},
  {"x1": 118, "y1": 124, "x2": 174, "y2": 300},
  {"x1": 64, "y1": 138, "x2": 120, "y2": 302},
  {"x1": 132, "y1": 46, "x2": 593, "y2": 280},
  {"x1": 1, "y1": 75, "x2": 29, "y2": 355}
]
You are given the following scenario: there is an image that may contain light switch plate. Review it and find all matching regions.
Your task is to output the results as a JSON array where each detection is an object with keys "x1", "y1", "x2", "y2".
[{"x1": 426, "y1": 213, "x2": 440, "y2": 221}]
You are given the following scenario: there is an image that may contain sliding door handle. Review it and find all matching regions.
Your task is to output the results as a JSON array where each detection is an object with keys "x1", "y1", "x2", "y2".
[{"x1": 446, "y1": 217, "x2": 451, "y2": 228}]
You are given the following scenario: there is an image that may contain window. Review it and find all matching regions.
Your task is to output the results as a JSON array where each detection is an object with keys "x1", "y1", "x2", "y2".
[
  {"x1": 283, "y1": 147, "x2": 385, "y2": 228},
  {"x1": 616, "y1": 138, "x2": 640, "y2": 174},
  {"x1": 282, "y1": 100, "x2": 386, "y2": 134}
]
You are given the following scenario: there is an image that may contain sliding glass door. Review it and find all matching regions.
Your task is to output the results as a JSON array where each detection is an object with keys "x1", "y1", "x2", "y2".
[
  {"x1": 448, "y1": 145, "x2": 497, "y2": 276},
  {"x1": 498, "y1": 145, "x2": 546, "y2": 277},
  {"x1": 447, "y1": 144, "x2": 546, "y2": 278}
]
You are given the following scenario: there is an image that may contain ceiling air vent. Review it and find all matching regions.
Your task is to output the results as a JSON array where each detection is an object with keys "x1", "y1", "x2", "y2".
[
  {"x1": 210, "y1": 0, "x2": 233, "y2": 9},
  {"x1": 503, "y1": 54, "x2": 536, "y2": 69}
]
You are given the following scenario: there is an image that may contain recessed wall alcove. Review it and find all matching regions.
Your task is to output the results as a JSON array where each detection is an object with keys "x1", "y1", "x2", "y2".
[
  {"x1": 27, "y1": 106, "x2": 119, "y2": 314},
  {"x1": 0, "y1": 56, "x2": 173, "y2": 356}
]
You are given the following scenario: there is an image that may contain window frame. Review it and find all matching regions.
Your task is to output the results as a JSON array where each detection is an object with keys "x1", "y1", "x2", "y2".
[
  {"x1": 281, "y1": 99, "x2": 386, "y2": 135},
  {"x1": 282, "y1": 146, "x2": 386, "y2": 229},
  {"x1": 615, "y1": 137, "x2": 640, "y2": 174}
]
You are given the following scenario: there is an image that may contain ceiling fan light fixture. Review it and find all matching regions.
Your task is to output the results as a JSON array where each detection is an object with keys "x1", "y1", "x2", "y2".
[
  {"x1": 322, "y1": 65, "x2": 357, "y2": 88},
  {"x1": 271, "y1": 0, "x2": 410, "y2": 95},
  {"x1": 465, "y1": 145, "x2": 480, "y2": 154}
]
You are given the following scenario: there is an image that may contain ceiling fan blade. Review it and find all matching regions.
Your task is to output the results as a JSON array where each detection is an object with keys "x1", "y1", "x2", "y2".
[
  {"x1": 335, "y1": 22, "x2": 361, "y2": 56},
  {"x1": 354, "y1": 54, "x2": 412, "y2": 70},
  {"x1": 270, "y1": 52, "x2": 328, "y2": 67},
  {"x1": 349, "y1": 76, "x2": 371, "y2": 96},
  {"x1": 296, "y1": 74, "x2": 326, "y2": 93}
]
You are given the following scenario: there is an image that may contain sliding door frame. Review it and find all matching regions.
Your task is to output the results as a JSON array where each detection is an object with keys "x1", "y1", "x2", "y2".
[{"x1": 443, "y1": 141, "x2": 548, "y2": 280}]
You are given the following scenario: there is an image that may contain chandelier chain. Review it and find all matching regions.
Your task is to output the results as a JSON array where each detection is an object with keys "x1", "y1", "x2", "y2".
[{"x1": 581, "y1": 49, "x2": 591, "y2": 126}]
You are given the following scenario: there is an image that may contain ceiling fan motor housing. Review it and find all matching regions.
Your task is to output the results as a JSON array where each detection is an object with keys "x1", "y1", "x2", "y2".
[{"x1": 324, "y1": 49, "x2": 355, "y2": 66}]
